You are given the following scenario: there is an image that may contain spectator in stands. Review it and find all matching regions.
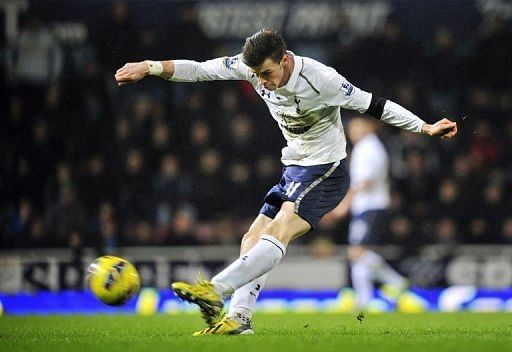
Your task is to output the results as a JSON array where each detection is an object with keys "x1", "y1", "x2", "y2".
[
  {"x1": 148, "y1": 118, "x2": 173, "y2": 170},
  {"x1": 89, "y1": 201, "x2": 120, "y2": 253},
  {"x1": 78, "y1": 154, "x2": 115, "y2": 218},
  {"x1": 468, "y1": 119, "x2": 503, "y2": 170},
  {"x1": 432, "y1": 178, "x2": 465, "y2": 232},
  {"x1": 471, "y1": 16, "x2": 512, "y2": 92},
  {"x1": 479, "y1": 180, "x2": 507, "y2": 243},
  {"x1": 98, "y1": 218, "x2": 119, "y2": 254},
  {"x1": 44, "y1": 185, "x2": 88, "y2": 247},
  {"x1": 153, "y1": 153, "x2": 192, "y2": 241},
  {"x1": 399, "y1": 150, "x2": 437, "y2": 220},
  {"x1": 180, "y1": 119, "x2": 214, "y2": 170},
  {"x1": 192, "y1": 148, "x2": 227, "y2": 219},
  {"x1": 6, "y1": 198, "x2": 33, "y2": 246},
  {"x1": 435, "y1": 217, "x2": 459, "y2": 245},
  {"x1": 170, "y1": 205, "x2": 200, "y2": 245},
  {"x1": 388, "y1": 215, "x2": 414, "y2": 245},
  {"x1": 7, "y1": 13, "x2": 62, "y2": 116},
  {"x1": 118, "y1": 148, "x2": 152, "y2": 225},
  {"x1": 224, "y1": 113, "x2": 258, "y2": 160},
  {"x1": 2, "y1": 2, "x2": 512, "y2": 254},
  {"x1": 501, "y1": 217, "x2": 512, "y2": 244},
  {"x1": 227, "y1": 161, "x2": 259, "y2": 218},
  {"x1": 153, "y1": 153, "x2": 191, "y2": 207},
  {"x1": 19, "y1": 119, "x2": 61, "y2": 209},
  {"x1": 423, "y1": 27, "x2": 462, "y2": 116},
  {"x1": 45, "y1": 161, "x2": 75, "y2": 209},
  {"x1": 130, "y1": 94, "x2": 154, "y2": 146},
  {"x1": 95, "y1": 0, "x2": 138, "y2": 72}
]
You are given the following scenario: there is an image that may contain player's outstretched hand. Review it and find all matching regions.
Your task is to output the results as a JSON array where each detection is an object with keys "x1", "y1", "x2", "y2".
[
  {"x1": 423, "y1": 118, "x2": 458, "y2": 139},
  {"x1": 115, "y1": 62, "x2": 148, "y2": 86}
]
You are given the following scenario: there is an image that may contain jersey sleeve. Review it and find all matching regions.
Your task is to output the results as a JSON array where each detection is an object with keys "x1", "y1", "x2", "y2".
[
  {"x1": 321, "y1": 69, "x2": 425, "y2": 133},
  {"x1": 320, "y1": 69, "x2": 372, "y2": 113},
  {"x1": 380, "y1": 100, "x2": 425, "y2": 133},
  {"x1": 168, "y1": 54, "x2": 253, "y2": 82}
]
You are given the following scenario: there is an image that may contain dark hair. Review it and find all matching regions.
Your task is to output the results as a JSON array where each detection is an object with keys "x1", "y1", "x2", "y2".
[{"x1": 242, "y1": 29, "x2": 287, "y2": 68}]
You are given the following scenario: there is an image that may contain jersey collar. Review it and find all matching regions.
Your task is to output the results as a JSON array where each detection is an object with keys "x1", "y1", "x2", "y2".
[{"x1": 276, "y1": 51, "x2": 300, "y2": 93}]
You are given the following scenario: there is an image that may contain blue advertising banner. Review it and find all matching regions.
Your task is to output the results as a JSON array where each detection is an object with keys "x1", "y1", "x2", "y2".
[{"x1": 2, "y1": 287, "x2": 512, "y2": 315}]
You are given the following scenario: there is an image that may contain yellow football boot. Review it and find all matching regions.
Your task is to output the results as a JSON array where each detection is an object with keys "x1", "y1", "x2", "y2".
[
  {"x1": 193, "y1": 313, "x2": 254, "y2": 336},
  {"x1": 171, "y1": 280, "x2": 224, "y2": 327}
]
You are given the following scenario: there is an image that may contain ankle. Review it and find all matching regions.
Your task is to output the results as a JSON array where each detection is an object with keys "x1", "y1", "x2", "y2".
[
  {"x1": 212, "y1": 281, "x2": 234, "y2": 297},
  {"x1": 228, "y1": 309, "x2": 252, "y2": 324}
]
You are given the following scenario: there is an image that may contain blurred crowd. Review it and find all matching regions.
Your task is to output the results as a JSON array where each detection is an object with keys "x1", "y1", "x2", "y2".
[{"x1": 1, "y1": 1, "x2": 511, "y2": 252}]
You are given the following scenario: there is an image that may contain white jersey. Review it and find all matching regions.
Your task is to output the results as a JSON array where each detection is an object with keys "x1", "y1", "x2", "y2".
[
  {"x1": 170, "y1": 51, "x2": 425, "y2": 166},
  {"x1": 350, "y1": 133, "x2": 390, "y2": 215}
]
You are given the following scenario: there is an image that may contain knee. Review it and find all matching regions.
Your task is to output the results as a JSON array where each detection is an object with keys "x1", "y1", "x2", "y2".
[
  {"x1": 263, "y1": 219, "x2": 293, "y2": 245},
  {"x1": 240, "y1": 231, "x2": 262, "y2": 254},
  {"x1": 241, "y1": 231, "x2": 259, "y2": 245}
]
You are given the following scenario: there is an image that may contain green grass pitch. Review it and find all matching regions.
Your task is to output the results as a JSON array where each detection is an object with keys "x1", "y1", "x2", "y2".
[{"x1": 1, "y1": 313, "x2": 511, "y2": 352}]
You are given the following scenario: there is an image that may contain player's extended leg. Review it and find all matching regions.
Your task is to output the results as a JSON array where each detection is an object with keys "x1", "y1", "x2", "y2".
[
  {"x1": 201, "y1": 207, "x2": 310, "y2": 336},
  {"x1": 180, "y1": 215, "x2": 271, "y2": 333},
  {"x1": 175, "y1": 160, "x2": 349, "y2": 335},
  {"x1": 171, "y1": 215, "x2": 270, "y2": 328},
  {"x1": 210, "y1": 201, "x2": 310, "y2": 287},
  {"x1": 227, "y1": 215, "x2": 272, "y2": 325},
  {"x1": 173, "y1": 202, "x2": 311, "y2": 335}
]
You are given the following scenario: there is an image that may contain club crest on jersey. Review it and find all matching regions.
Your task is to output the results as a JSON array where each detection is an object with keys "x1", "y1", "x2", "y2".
[
  {"x1": 223, "y1": 56, "x2": 239, "y2": 70},
  {"x1": 340, "y1": 81, "x2": 354, "y2": 96}
]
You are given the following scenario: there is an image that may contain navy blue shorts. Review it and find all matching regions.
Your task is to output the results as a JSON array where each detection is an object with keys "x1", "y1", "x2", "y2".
[
  {"x1": 259, "y1": 159, "x2": 349, "y2": 229},
  {"x1": 348, "y1": 209, "x2": 389, "y2": 245}
]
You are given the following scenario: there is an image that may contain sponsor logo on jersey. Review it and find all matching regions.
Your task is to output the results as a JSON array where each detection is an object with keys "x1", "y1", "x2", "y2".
[
  {"x1": 340, "y1": 81, "x2": 354, "y2": 96},
  {"x1": 223, "y1": 56, "x2": 239, "y2": 70},
  {"x1": 260, "y1": 88, "x2": 271, "y2": 99}
]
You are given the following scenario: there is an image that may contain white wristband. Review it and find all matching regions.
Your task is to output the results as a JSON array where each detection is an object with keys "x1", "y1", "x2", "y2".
[{"x1": 145, "y1": 60, "x2": 163, "y2": 76}]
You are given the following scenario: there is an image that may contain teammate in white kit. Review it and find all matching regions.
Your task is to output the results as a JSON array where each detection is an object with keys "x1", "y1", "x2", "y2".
[
  {"x1": 115, "y1": 29, "x2": 457, "y2": 335},
  {"x1": 332, "y1": 117, "x2": 408, "y2": 309}
]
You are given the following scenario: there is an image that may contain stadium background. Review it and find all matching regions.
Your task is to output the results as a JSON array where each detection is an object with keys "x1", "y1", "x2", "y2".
[{"x1": 1, "y1": 0, "x2": 511, "y2": 314}]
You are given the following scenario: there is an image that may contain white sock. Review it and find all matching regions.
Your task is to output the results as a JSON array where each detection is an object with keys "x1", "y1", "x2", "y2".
[
  {"x1": 228, "y1": 274, "x2": 267, "y2": 319},
  {"x1": 212, "y1": 235, "x2": 285, "y2": 293},
  {"x1": 351, "y1": 260, "x2": 373, "y2": 308},
  {"x1": 362, "y1": 250, "x2": 406, "y2": 287}
]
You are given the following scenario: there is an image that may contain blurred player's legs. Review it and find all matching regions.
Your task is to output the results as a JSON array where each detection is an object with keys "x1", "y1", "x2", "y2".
[
  {"x1": 350, "y1": 250, "x2": 373, "y2": 308},
  {"x1": 349, "y1": 210, "x2": 407, "y2": 309},
  {"x1": 350, "y1": 246, "x2": 407, "y2": 308}
]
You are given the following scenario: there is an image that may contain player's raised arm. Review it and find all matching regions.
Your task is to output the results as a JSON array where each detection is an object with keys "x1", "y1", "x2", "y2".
[
  {"x1": 115, "y1": 55, "x2": 252, "y2": 86},
  {"x1": 319, "y1": 69, "x2": 458, "y2": 139},
  {"x1": 115, "y1": 60, "x2": 175, "y2": 86}
]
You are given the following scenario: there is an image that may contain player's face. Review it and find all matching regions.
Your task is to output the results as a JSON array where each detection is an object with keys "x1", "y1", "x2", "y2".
[
  {"x1": 348, "y1": 118, "x2": 373, "y2": 144},
  {"x1": 251, "y1": 56, "x2": 287, "y2": 91}
]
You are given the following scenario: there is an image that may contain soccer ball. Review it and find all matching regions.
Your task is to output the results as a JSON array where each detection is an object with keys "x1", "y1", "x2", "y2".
[{"x1": 87, "y1": 255, "x2": 141, "y2": 306}]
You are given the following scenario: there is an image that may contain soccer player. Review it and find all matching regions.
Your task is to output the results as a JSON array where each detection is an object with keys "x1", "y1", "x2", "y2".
[
  {"x1": 331, "y1": 117, "x2": 408, "y2": 309},
  {"x1": 115, "y1": 29, "x2": 457, "y2": 335}
]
